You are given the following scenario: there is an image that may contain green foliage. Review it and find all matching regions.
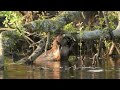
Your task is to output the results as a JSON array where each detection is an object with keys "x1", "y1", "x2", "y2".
[
  {"x1": 1, "y1": 11, "x2": 119, "y2": 55},
  {"x1": 0, "y1": 11, "x2": 23, "y2": 29},
  {"x1": 95, "y1": 11, "x2": 117, "y2": 30},
  {"x1": 107, "y1": 11, "x2": 118, "y2": 29},
  {"x1": 63, "y1": 22, "x2": 78, "y2": 33},
  {"x1": 2, "y1": 31, "x2": 24, "y2": 54}
]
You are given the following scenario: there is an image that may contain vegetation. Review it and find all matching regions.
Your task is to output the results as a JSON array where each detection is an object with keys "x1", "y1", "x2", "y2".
[{"x1": 1, "y1": 11, "x2": 120, "y2": 67}]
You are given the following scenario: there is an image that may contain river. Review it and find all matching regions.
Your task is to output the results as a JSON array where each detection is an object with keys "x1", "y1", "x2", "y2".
[{"x1": 3, "y1": 56, "x2": 120, "y2": 79}]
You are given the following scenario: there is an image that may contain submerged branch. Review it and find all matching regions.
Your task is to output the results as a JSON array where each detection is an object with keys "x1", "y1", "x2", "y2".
[{"x1": 17, "y1": 38, "x2": 46, "y2": 64}]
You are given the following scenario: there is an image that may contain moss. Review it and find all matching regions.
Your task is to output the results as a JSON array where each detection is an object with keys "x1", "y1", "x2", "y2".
[{"x1": 23, "y1": 11, "x2": 81, "y2": 33}]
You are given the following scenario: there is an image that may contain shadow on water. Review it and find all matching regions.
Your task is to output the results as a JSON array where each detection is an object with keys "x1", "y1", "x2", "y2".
[{"x1": 4, "y1": 56, "x2": 120, "y2": 79}]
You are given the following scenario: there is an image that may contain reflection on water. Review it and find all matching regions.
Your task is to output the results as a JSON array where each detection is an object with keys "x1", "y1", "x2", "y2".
[{"x1": 3, "y1": 56, "x2": 120, "y2": 79}]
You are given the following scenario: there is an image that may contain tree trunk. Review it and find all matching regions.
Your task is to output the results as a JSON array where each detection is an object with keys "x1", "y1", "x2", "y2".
[{"x1": 0, "y1": 33, "x2": 3, "y2": 69}]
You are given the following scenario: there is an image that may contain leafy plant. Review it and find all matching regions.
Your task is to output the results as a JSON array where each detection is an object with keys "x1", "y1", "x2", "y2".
[
  {"x1": 63, "y1": 22, "x2": 78, "y2": 33},
  {"x1": 0, "y1": 11, "x2": 23, "y2": 29},
  {"x1": 2, "y1": 30, "x2": 24, "y2": 54}
]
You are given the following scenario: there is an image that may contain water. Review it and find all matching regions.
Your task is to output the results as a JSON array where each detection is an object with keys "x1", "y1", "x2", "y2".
[{"x1": 3, "y1": 56, "x2": 120, "y2": 79}]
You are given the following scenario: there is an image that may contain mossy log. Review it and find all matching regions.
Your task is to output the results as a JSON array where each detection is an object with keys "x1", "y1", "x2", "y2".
[
  {"x1": 23, "y1": 11, "x2": 120, "y2": 40},
  {"x1": 23, "y1": 11, "x2": 81, "y2": 32},
  {"x1": 17, "y1": 11, "x2": 120, "y2": 64}
]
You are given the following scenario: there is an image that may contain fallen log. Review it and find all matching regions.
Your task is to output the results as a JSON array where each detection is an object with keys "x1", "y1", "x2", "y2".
[
  {"x1": 23, "y1": 11, "x2": 81, "y2": 32},
  {"x1": 15, "y1": 11, "x2": 120, "y2": 64}
]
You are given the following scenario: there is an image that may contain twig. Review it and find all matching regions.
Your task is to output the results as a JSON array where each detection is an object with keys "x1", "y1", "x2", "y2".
[{"x1": 44, "y1": 32, "x2": 50, "y2": 55}]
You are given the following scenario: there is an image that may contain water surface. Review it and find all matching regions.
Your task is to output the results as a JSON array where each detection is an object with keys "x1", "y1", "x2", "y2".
[{"x1": 4, "y1": 56, "x2": 120, "y2": 79}]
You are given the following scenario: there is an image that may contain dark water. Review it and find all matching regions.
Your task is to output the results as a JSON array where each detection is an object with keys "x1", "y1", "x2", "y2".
[{"x1": 3, "y1": 56, "x2": 120, "y2": 79}]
